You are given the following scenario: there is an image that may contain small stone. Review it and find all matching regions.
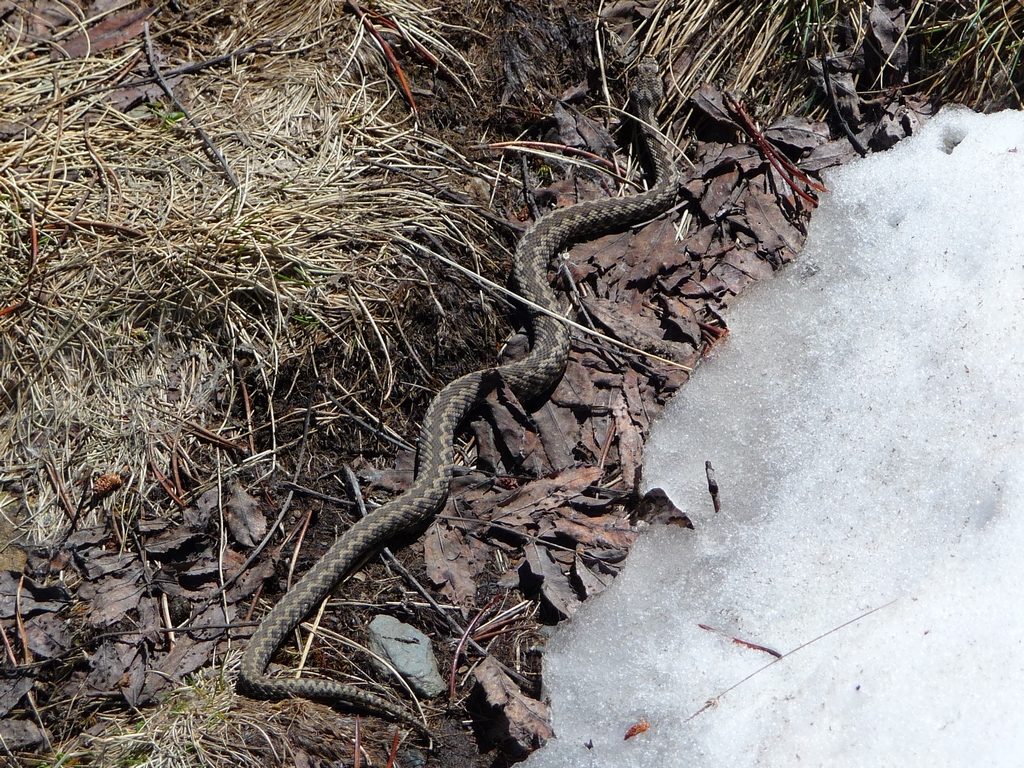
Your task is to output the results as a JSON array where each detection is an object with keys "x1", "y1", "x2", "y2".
[{"x1": 367, "y1": 615, "x2": 445, "y2": 698}]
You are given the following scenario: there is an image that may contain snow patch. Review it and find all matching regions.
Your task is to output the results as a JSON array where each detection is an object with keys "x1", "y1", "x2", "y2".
[{"x1": 522, "y1": 107, "x2": 1024, "y2": 767}]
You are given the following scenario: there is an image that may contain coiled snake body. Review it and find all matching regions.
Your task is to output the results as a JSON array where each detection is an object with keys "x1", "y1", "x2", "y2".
[{"x1": 237, "y1": 57, "x2": 678, "y2": 735}]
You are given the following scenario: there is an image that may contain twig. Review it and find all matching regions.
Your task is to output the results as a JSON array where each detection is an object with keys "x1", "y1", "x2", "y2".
[
  {"x1": 142, "y1": 22, "x2": 239, "y2": 189},
  {"x1": 448, "y1": 594, "x2": 501, "y2": 700},
  {"x1": 485, "y1": 140, "x2": 624, "y2": 179},
  {"x1": 697, "y1": 623, "x2": 779, "y2": 658},
  {"x1": 109, "y1": 42, "x2": 271, "y2": 97},
  {"x1": 324, "y1": 385, "x2": 416, "y2": 453},
  {"x1": 705, "y1": 460, "x2": 721, "y2": 514},
  {"x1": 820, "y1": 56, "x2": 868, "y2": 157},
  {"x1": 385, "y1": 728, "x2": 402, "y2": 768},
  {"x1": 345, "y1": 0, "x2": 418, "y2": 116},
  {"x1": 723, "y1": 93, "x2": 826, "y2": 207},
  {"x1": 518, "y1": 155, "x2": 541, "y2": 220},
  {"x1": 685, "y1": 600, "x2": 898, "y2": 723}
]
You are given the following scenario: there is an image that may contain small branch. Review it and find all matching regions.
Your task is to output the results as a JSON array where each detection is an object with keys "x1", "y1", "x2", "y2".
[
  {"x1": 723, "y1": 93, "x2": 826, "y2": 207},
  {"x1": 142, "y1": 22, "x2": 239, "y2": 189},
  {"x1": 448, "y1": 594, "x2": 500, "y2": 700},
  {"x1": 345, "y1": 0, "x2": 418, "y2": 116},
  {"x1": 705, "y1": 460, "x2": 721, "y2": 514},
  {"x1": 820, "y1": 56, "x2": 868, "y2": 157}
]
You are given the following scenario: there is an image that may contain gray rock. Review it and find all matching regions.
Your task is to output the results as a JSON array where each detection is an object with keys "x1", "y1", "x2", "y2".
[{"x1": 367, "y1": 615, "x2": 445, "y2": 698}]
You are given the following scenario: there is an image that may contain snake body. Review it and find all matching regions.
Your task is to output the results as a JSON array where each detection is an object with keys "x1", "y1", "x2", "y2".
[{"x1": 237, "y1": 57, "x2": 678, "y2": 735}]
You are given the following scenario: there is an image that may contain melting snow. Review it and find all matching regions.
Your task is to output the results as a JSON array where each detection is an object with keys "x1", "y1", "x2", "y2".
[{"x1": 523, "y1": 107, "x2": 1024, "y2": 767}]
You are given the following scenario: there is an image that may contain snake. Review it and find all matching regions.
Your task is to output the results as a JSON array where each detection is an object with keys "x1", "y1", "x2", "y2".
[{"x1": 237, "y1": 56, "x2": 679, "y2": 737}]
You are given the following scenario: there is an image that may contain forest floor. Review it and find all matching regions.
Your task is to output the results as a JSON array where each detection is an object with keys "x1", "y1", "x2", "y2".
[{"x1": 0, "y1": 1, "x2": 1016, "y2": 766}]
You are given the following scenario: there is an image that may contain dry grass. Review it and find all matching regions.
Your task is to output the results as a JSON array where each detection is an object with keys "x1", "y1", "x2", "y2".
[
  {"x1": 0, "y1": 0, "x2": 505, "y2": 544},
  {"x1": 916, "y1": 0, "x2": 1023, "y2": 108},
  {"x1": 636, "y1": 0, "x2": 1021, "y2": 131},
  {"x1": 59, "y1": 652, "x2": 387, "y2": 767}
]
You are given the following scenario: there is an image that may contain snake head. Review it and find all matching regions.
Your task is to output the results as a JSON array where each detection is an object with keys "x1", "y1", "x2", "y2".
[{"x1": 631, "y1": 56, "x2": 664, "y2": 114}]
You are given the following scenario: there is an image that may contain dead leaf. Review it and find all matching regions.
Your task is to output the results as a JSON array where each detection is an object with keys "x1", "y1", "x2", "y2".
[
  {"x1": 699, "y1": 165, "x2": 741, "y2": 220},
  {"x1": 144, "y1": 525, "x2": 203, "y2": 555},
  {"x1": 473, "y1": 657, "x2": 553, "y2": 750},
  {"x1": 612, "y1": 393, "x2": 643, "y2": 494},
  {"x1": 529, "y1": 401, "x2": 575, "y2": 472},
  {"x1": 423, "y1": 522, "x2": 486, "y2": 609},
  {"x1": 0, "y1": 676, "x2": 33, "y2": 717},
  {"x1": 624, "y1": 719, "x2": 651, "y2": 740},
  {"x1": 489, "y1": 466, "x2": 603, "y2": 529},
  {"x1": 225, "y1": 481, "x2": 265, "y2": 548},
  {"x1": 85, "y1": 639, "x2": 143, "y2": 697},
  {"x1": 549, "y1": 358, "x2": 596, "y2": 411},
  {"x1": 486, "y1": 388, "x2": 549, "y2": 477},
  {"x1": 522, "y1": 544, "x2": 579, "y2": 618},
  {"x1": 56, "y1": 6, "x2": 156, "y2": 60},
  {"x1": 0, "y1": 572, "x2": 69, "y2": 619},
  {"x1": 868, "y1": 0, "x2": 909, "y2": 83},
  {"x1": 185, "y1": 486, "x2": 219, "y2": 529},
  {"x1": 571, "y1": 552, "x2": 613, "y2": 599},
  {"x1": 78, "y1": 573, "x2": 144, "y2": 627},
  {"x1": 690, "y1": 85, "x2": 735, "y2": 127},
  {"x1": 744, "y1": 188, "x2": 802, "y2": 257},
  {"x1": 632, "y1": 487, "x2": 692, "y2": 528},
  {"x1": 0, "y1": 717, "x2": 46, "y2": 750},
  {"x1": 764, "y1": 116, "x2": 829, "y2": 157},
  {"x1": 140, "y1": 603, "x2": 235, "y2": 702},
  {"x1": 82, "y1": 548, "x2": 136, "y2": 579},
  {"x1": 549, "y1": 514, "x2": 635, "y2": 551},
  {"x1": 24, "y1": 613, "x2": 71, "y2": 659}
]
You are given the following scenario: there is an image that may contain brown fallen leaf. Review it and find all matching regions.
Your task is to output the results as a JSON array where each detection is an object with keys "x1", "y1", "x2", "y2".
[
  {"x1": 632, "y1": 487, "x2": 692, "y2": 528},
  {"x1": 764, "y1": 115, "x2": 829, "y2": 157},
  {"x1": 529, "y1": 400, "x2": 575, "y2": 473},
  {"x1": 690, "y1": 84, "x2": 736, "y2": 127},
  {"x1": 79, "y1": 573, "x2": 145, "y2": 627},
  {"x1": 522, "y1": 544, "x2": 579, "y2": 618},
  {"x1": 612, "y1": 392, "x2": 643, "y2": 494},
  {"x1": 0, "y1": 572, "x2": 69, "y2": 619},
  {"x1": 744, "y1": 187, "x2": 803, "y2": 257},
  {"x1": 549, "y1": 358, "x2": 597, "y2": 411},
  {"x1": 699, "y1": 165, "x2": 741, "y2": 220},
  {"x1": 473, "y1": 656, "x2": 553, "y2": 751},
  {"x1": 185, "y1": 485, "x2": 220, "y2": 529},
  {"x1": 144, "y1": 524, "x2": 204, "y2": 555},
  {"x1": 0, "y1": 718, "x2": 46, "y2": 751},
  {"x1": 489, "y1": 466, "x2": 603, "y2": 529},
  {"x1": 84, "y1": 639, "x2": 144, "y2": 698},
  {"x1": 624, "y1": 719, "x2": 651, "y2": 740},
  {"x1": 868, "y1": 0, "x2": 910, "y2": 82},
  {"x1": 225, "y1": 481, "x2": 266, "y2": 548},
  {"x1": 571, "y1": 552, "x2": 613, "y2": 599},
  {"x1": 0, "y1": 676, "x2": 34, "y2": 718},
  {"x1": 548, "y1": 514, "x2": 635, "y2": 552},
  {"x1": 486, "y1": 388, "x2": 549, "y2": 477},
  {"x1": 140, "y1": 603, "x2": 236, "y2": 702},
  {"x1": 423, "y1": 521, "x2": 486, "y2": 609},
  {"x1": 56, "y1": 6, "x2": 156, "y2": 60},
  {"x1": 24, "y1": 613, "x2": 71, "y2": 659}
]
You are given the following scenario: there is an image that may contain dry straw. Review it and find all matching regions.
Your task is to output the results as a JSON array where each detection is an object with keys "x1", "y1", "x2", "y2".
[{"x1": 0, "y1": 0, "x2": 501, "y2": 547}]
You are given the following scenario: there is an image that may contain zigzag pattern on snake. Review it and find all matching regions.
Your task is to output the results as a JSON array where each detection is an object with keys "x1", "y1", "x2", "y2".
[{"x1": 237, "y1": 56, "x2": 679, "y2": 736}]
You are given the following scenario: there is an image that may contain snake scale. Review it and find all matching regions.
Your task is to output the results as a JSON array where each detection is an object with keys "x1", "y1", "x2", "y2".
[{"x1": 237, "y1": 57, "x2": 678, "y2": 736}]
